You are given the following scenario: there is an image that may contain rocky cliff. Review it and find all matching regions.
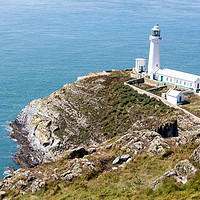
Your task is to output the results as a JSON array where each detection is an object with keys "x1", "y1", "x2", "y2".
[
  {"x1": 10, "y1": 71, "x2": 200, "y2": 168},
  {"x1": 2, "y1": 70, "x2": 200, "y2": 199}
]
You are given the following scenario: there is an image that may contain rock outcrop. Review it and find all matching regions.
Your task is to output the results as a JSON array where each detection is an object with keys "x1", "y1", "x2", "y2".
[
  {"x1": 109, "y1": 130, "x2": 170, "y2": 156},
  {"x1": 151, "y1": 159, "x2": 196, "y2": 190},
  {"x1": 10, "y1": 78, "x2": 100, "y2": 167},
  {"x1": 147, "y1": 136, "x2": 170, "y2": 156},
  {"x1": 61, "y1": 158, "x2": 95, "y2": 181},
  {"x1": 10, "y1": 99, "x2": 64, "y2": 167},
  {"x1": 0, "y1": 152, "x2": 95, "y2": 196},
  {"x1": 9, "y1": 71, "x2": 199, "y2": 168},
  {"x1": 190, "y1": 145, "x2": 200, "y2": 163}
]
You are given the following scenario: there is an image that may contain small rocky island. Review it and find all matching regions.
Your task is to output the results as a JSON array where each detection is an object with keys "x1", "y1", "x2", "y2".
[{"x1": 1, "y1": 70, "x2": 200, "y2": 199}]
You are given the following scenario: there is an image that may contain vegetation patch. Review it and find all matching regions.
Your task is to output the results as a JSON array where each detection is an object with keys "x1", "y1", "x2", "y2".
[{"x1": 181, "y1": 93, "x2": 200, "y2": 118}]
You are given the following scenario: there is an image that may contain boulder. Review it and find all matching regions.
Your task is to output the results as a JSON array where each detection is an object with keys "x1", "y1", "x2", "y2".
[
  {"x1": 190, "y1": 145, "x2": 200, "y2": 163},
  {"x1": 174, "y1": 159, "x2": 196, "y2": 183},
  {"x1": 126, "y1": 157, "x2": 133, "y2": 163},
  {"x1": 30, "y1": 179, "x2": 46, "y2": 193},
  {"x1": 61, "y1": 158, "x2": 95, "y2": 182},
  {"x1": 112, "y1": 157, "x2": 121, "y2": 165},
  {"x1": 151, "y1": 159, "x2": 196, "y2": 190},
  {"x1": 121, "y1": 154, "x2": 131, "y2": 162},
  {"x1": 65, "y1": 147, "x2": 88, "y2": 159},
  {"x1": 147, "y1": 136, "x2": 170, "y2": 156},
  {"x1": 147, "y1": 144, "x2": 165, "y2": 156}
]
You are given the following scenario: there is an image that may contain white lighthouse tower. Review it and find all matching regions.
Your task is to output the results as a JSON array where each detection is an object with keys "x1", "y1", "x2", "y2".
[{"x1": 148, "y1": 25, "x2": 162, "y2": 79}]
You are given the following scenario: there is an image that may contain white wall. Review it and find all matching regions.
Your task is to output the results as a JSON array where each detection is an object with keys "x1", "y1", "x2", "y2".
[
  {"x1": 167, "y1": 93, "x2": 184, "y2": 105},
  {"x1": 167, "y1": 95, "x2": 178, "y2": 105},
  {"x1": 135, "y1": 59, "x2": 146, "y2": 72},
  {"x1": 157, "y1": 74, "x2": 196, "y2": 90},
  {"x1": 148, "y1": 38, "x2": 161, "y2": 79}
]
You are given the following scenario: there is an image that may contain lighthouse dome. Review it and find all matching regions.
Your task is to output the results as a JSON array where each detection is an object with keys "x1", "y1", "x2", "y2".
[{"x1": 151, "y1": 25, "x2": 160, "y2": 37}]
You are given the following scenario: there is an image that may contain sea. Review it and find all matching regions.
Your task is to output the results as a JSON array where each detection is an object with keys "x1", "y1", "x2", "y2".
[{"x1": 0, "y1": 0, "x2": 199, "y2": 178}]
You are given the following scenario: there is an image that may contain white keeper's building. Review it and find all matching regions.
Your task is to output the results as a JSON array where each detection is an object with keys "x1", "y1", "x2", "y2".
[
  {"x1": 155, "y1": 68, "x2": 200, "y2": 91},
  {"x1": 166, "y1": 89, "x2": 184, "y2": 105},
  {"x1": 140, "y1": 25, "x2": 200, "y2": 93}
]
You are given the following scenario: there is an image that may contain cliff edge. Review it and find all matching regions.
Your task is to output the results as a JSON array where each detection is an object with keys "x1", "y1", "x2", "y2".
[
  {"x1": 10, "y1": 71, "x2": 199, "y2": 168},
  {"x1": 0, "y1": 70, "x2": 199, "y2": 199}
]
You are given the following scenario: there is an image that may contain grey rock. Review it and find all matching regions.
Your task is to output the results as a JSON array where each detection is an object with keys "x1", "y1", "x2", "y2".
[
  {"x1": 190, "y1": 145, "x2": 200, "y2": 163},
  {"x1": 147, "y1": 145, "x2": 165, "y2": 156},
  {"x1": 88, "y1": 148, "x2": 96, "y2": 154},
  {"x1": 65, "y1": 147, "x2": 88, "y2": 159},
  {"x1": 12, "y1": 180, "x2": 26, "y2": 190},
  {"x1": 30, "y1": 179, "x2": 46, "y2": 193},
  {"x1": 174, "y1": 159, "x2": 196, "y2": 182},
  {"x1": 151, "y1": 169, "x2": 176, "y2": 190},
  {"x1": 147, "y1": 136, "x2": 170, "y2": 156},
  {"x1": 121, "y1": 154, "x2": 131, "y2": 162},
  {"x1": 61, "y1": 158, "x2": 95, "y2": 182},
  {"x1": 65, "y1": 174, "x2": 74, "y2": 181},
  {"x1": 125, "y1": 157, "x2": 133, "y2": 163},
  {"x1": 52, "y1": 174, "x2": 59, "y2": 180},
  {"x1": 61, "y1": 170, "x2": 72, "y2": 178},
  {"x1": 151, "y1": 159, "x2": 196, "y2": 190},
  {"x1": 112, "y1": 157, "x2": 121, "y2": 165}
]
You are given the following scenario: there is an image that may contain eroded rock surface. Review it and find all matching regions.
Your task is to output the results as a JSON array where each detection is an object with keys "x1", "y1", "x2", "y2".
[
  {"x1": 108, "y1": 130, "x2": 170, "y2": 156},
  {"x1": 151, "y1": 159, "x2": 196, "y2": 190},
  {"x1": 0, "y1": 155, "x2": 95, "y2": 196},
  {"x1": 190, "y1": 145, "x2": 200, "y2": 163}
]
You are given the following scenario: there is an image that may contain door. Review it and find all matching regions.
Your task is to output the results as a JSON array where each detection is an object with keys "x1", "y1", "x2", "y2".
[
  {"x1": 179, "y1": 96, "x2": 182, "y2": 102},
  {"x1": 161, "y1": 76, "x2": 163, "y2": 81},
  {"x1": 197, "y1": 83, "x2": 200, "y2": 93},
  {"x1": 141, "y1": 66, "x2": 143, "y2": 72}
]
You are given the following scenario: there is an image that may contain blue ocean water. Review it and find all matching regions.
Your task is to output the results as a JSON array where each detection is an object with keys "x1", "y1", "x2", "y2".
[{"x1": 0, "y1": 0, "x2": 199, "y2": 178}]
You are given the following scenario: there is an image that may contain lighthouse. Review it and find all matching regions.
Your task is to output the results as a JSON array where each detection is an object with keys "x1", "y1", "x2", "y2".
[{"x1": 148, "y1": 25, "x2": 162, "y2": 79}]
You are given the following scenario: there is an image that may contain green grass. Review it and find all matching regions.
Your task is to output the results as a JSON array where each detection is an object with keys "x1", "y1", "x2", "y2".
[
  {"x1": 9, "y1": 141, "x2": 199, "y2": 200},
  {"x1": 181, "y1": 93, "x2": 200, "y2": 118},
  {"x1": 50, "y1": 71, "x2": 178, "y2": 145}
]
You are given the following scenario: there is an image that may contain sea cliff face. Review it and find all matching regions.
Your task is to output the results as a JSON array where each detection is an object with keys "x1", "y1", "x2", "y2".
[
  {"x1": 10, "y1": 79, "x2": 94, "y2": 167},
  {"x1": 10, "y1": 98, "x2": 62, "y2": 167}
]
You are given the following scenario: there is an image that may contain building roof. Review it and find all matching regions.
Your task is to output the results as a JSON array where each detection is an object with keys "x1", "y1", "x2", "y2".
[
  {"x1": 135, "y1": 58, "x2": 146, "y2": 61},
  {"x1": 156, "y1": 68, "x2": 200, "y2": 82},
  {"x1": 166, "y1": 89, "x2": 183, "y2": 98}
]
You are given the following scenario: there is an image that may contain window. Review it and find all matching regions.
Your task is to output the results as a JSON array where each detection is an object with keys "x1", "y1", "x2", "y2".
[
  {"x1": 170, "y1": 78, "x2": 172, "y2": 82},
  {"x1": 176, "y1": 79, "x2": 178, "y2": 83},
  {"x1": 184, "y1": 81, "x2": 186, "y2": 85},
  {"x1": 190, "y1": 83, "x2": 192, "y2": 87},
  {"x1": 166, "y1": 77, "x2": 168, "y2": 81},
  {"x1": 152, "y1": 30, "x2": 160, "y2": 36}
]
